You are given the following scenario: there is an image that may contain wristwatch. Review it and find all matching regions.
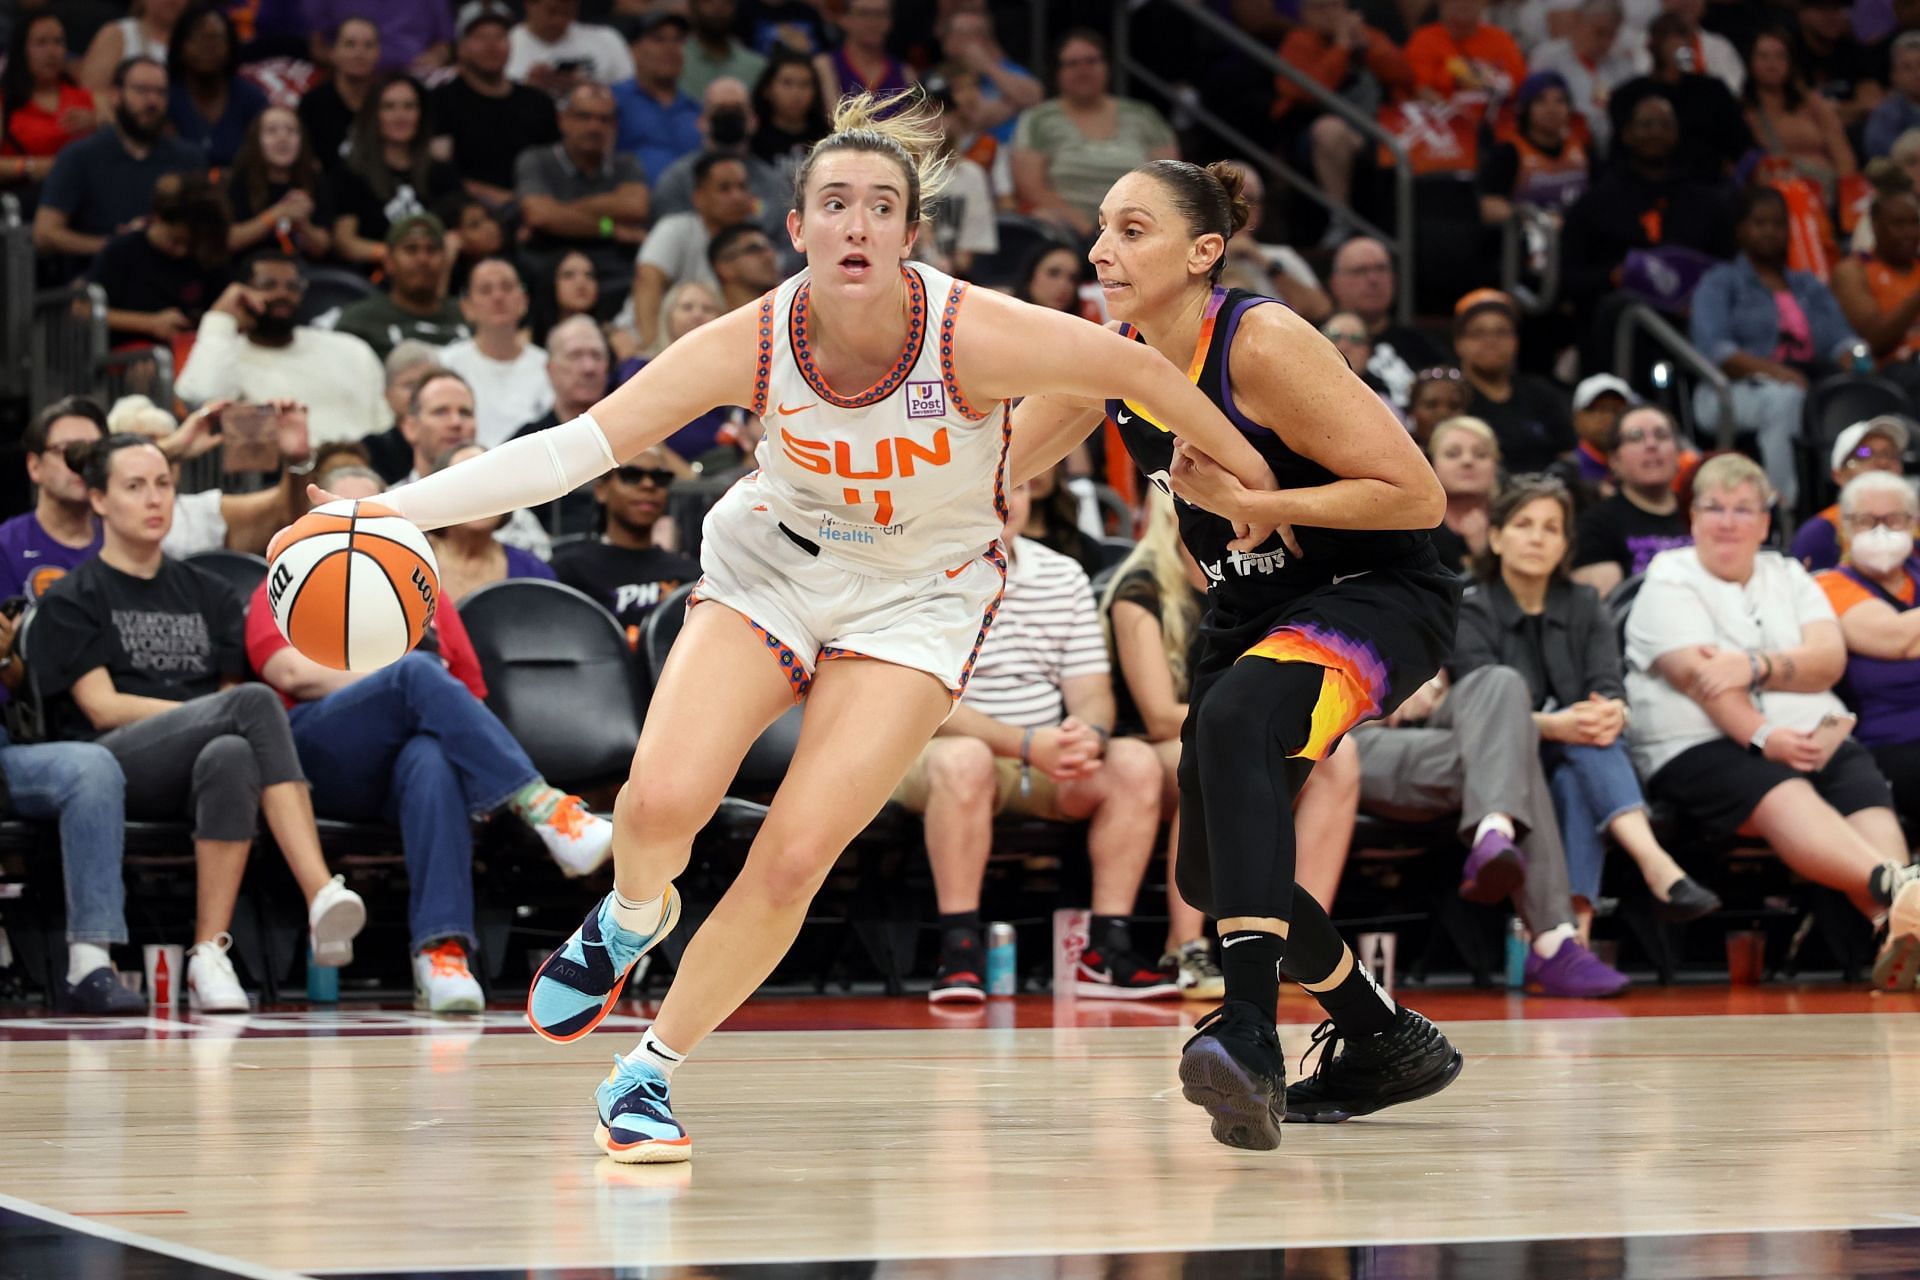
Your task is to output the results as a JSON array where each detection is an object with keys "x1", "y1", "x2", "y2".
[{"x1": 1748, "y1": 723, "x2": 1774, "y2": 757}]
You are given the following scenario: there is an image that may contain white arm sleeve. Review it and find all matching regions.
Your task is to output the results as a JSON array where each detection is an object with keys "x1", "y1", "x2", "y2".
[{"x1": 379, "y1": 413, "x2": 617, "y2": 531}]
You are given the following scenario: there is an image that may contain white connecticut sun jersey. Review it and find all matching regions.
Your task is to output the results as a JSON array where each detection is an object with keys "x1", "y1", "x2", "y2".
[{"x1": 746, "y1": 261, "x2": 1010, "y2": 578}]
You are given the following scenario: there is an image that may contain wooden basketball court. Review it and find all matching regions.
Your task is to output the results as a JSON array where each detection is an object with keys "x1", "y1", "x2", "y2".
[{"x1": 3, "y1": 990, "x2": 1919, "y2": 1279}]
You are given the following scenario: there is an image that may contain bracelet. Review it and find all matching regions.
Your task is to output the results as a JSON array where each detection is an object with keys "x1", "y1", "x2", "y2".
[
  {"x1": 1019, "y1": 726, "x2": 1034, "y2": 765},
  {"x1": 1747, "y1": 650, "x2": 1764, "y2": 690},
  {"x1": 598, "y1": 215, "x2": 615, "y2": 239},
  {"x1": 1761, "y1": 652, "x2": 1775, "y2": 684},
  {"x1": 1091, "y1": 725, "x2": 1111, "y2": 746}
]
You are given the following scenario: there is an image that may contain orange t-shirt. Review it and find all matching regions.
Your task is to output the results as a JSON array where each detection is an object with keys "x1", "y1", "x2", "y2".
[
  {"x1": 1860, "y1": 253, "x2": 1920, "y2": 365},
  {"x1": 1817, "y1": 565, "x2": 1916, "y2": 617},
  {"x1": 1404, "y1": 23, "x2": 1525, "y2": 102}
]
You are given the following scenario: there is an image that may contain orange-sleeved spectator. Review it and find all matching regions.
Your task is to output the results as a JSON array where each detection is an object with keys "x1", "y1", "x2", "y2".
[
  {"x1": 1404, "y1": 0, "x2": 1526, "y2": 104},
  {"x1": 1271, "y1": 0, "x2": 1413, "y2": 124}
]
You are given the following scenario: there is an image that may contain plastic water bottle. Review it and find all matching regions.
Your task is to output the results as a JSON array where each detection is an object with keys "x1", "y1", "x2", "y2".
[
  {"x1": 1505, "y1": 918, "x2": 1529, "y2": 989},
  {"x1": 986, "y1": 922, "x2": 1017, "y2": 996}
]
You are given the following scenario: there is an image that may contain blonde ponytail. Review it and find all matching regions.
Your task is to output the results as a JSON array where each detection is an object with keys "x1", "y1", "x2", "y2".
[{"x1": 793, "y1": 89, "x2": 953, "y2": 224}]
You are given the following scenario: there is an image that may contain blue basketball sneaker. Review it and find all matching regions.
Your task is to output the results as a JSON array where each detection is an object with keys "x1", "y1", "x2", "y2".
[
  {"x1": 594, "y1": 1053, "x2": 692, "y2": 1163},
  {"x1": 527, "y1": 887, "x2": 681, "y2": 1043}
]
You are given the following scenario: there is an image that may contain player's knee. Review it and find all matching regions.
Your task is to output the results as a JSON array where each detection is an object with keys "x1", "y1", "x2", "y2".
[
  {"x1": 748, "y1": 839, "x2": 838, "y2": 908},
  {"x1": 618, "y1": 768, "x2": 713, "y2": 842},
  {"x1": 924, "y1": 738, "x2": 997, "y2": 807}
]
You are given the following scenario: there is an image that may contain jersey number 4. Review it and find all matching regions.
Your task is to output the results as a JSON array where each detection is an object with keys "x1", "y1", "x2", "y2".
[{"x1": 843, "y1": 488, "x2": 895, "y2": 525}]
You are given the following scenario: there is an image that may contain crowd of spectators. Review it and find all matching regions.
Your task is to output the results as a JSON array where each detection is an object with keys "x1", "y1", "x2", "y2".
[{"x1": 5, "y1": 0, "x2": 1920, "y2": 1012}]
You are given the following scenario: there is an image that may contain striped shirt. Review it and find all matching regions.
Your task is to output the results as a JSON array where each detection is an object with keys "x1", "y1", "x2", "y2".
[{"x1": 959, "y1": 537, "x2": 1110, "y2": 729}]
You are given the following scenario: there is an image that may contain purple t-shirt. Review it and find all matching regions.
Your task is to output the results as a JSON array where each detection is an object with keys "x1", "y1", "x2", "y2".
[
  {"x1": 0, "y1": 512, "x2": 102, "y2": 604},
  {"x1": 1791, "y1": 509, "x2": 1843, "y2": 572},
  {"x1": 504, "y1": 545, "x2": 557, "y2": 583},
  {"x1": 303, "y1": 0, "x2": 453, "y2": 70}
]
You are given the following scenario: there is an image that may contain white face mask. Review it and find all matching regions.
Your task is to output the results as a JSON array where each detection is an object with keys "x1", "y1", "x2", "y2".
[{"x1": 1851, "y1": 523, "x2": 1914, "y2": 576}]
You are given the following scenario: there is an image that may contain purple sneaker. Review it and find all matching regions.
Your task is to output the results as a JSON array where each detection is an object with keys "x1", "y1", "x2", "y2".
[
  {"x1": 1459, "y1": 829, "x2": 1527, "y2": 905},
  {"x1": 1524, "y1": 939, "x2": 1630, "y2": 998}
]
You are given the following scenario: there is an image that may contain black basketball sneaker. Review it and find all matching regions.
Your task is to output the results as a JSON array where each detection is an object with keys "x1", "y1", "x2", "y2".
[
  {"x1": 1177, "y1": 1000, "x2": 1288, "y2": 1150},
  {"x1": 1283, "y1": 1006, "x2": 1463, "y2": 1123}
]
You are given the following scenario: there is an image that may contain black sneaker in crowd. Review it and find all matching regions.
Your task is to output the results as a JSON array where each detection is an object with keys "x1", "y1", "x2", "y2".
[
  {"x1": 58, "y1": 967, "x2": 146, "y2": 1016},
  {"x1": 1283, "y1": 1006, "x2": 1463, "y2": 1123},
  {"x1": 928, "y1": 932, "x2": 985, "y2": 1005},
  {"x1": 1074, "y1": 946, "x2": 1181, "y2": 1000},
  {"x1": 1177, "y1": 999, "x2": 1288, "y2": 1150}
]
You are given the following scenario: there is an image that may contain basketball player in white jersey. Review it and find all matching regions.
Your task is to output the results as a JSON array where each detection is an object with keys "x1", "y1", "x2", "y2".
[{"x1": 313, "y1": 93, "x2": 1285, "y2": 1164}]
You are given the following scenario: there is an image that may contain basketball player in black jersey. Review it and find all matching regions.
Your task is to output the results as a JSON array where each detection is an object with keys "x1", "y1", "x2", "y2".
[{"x1": 1012, "y1": 160, "x2": 1464, "y2": 1150}]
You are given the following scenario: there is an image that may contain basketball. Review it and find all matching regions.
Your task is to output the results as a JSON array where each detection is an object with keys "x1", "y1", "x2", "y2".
[{"x1": 265, "y1": 499, "x2": 439, "y2": 671}]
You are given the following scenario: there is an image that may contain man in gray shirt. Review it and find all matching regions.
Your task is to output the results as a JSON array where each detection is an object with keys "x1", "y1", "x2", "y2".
[{"x1": 516, "y1": 81, "x2": 651, "y2": 302}]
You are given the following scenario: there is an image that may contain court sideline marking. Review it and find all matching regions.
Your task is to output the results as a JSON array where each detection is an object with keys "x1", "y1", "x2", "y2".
[{"x1": 0, "y1": 1190, "x2": 311, "y2": 1280}]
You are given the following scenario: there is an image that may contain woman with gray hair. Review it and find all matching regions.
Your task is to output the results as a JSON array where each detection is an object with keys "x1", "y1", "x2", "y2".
[
  {"x1": 1815, "y1": 469, "x2": 1920, "y2": 837},
  {"x1": 1624, "y1": 453, "x2": 1920, "y2": 986}
]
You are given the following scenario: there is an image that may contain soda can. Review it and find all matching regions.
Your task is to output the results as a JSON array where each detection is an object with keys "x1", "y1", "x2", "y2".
[
  {"x1": 1505, "y1": 917, "x2": 1529, "y2": 989},
  {"x1": 986, "y1": 922, "x2": 1017, "y2": 996},
  {"x1": 307, "y1": 944, "x2": 339, "y2": 1004}
]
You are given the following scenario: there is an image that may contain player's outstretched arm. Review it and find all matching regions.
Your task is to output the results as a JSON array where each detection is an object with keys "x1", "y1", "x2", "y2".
[
  {"x1": 954, "y1": 290, "x2": 1276, "y2": 499},
  {"x1": 1007, "y1": 393, "x2": 1107, "y2": 487},
  {"x1": 356, "y1": 308, "x2": 760, "y2": 531},
  {"x1": 1173, "y1": 305, "x2": 1444, "y2": 534}
]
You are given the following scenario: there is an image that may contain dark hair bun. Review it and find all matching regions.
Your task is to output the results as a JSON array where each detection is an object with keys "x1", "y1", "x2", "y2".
[
  {"x1": 1203, "y1": 160, "x2": 1254, "y2": 238},
  {"x1": 61, "y1": 439, "x2": 96, "y2": 477}
]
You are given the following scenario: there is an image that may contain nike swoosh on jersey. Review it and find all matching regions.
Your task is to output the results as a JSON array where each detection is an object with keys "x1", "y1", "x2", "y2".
[{"x1": 776, "y1": 402, "x2": 816, "y2": 416}]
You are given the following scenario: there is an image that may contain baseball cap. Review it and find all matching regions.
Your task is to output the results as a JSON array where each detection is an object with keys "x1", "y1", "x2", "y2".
[
  {"x1": 1831, "y1": 416, "x2": 1912, "y2": 474},
  {"x1": 456, "y1": 1, "x2": 514, "y2": 39},
  {"x1": 386, "y1": 211, "x2": 446, "y2": 248},
  {"x1": 1573, "y1": 373, "x2": 1639, "y2": 412}
]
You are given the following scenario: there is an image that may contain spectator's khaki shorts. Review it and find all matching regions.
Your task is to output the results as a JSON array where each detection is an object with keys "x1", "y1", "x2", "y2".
[{"x1": 890, "y1": 743, "x2": 1068, "y2": 820}]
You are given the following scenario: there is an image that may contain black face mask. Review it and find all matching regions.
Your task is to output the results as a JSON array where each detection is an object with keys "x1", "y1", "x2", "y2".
[{"x1": 709, "y1": 106, "x2": 749, "y2": 147}]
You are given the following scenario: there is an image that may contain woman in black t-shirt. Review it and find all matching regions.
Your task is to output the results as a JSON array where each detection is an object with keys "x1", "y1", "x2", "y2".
[
  {"x1": 224, "y1": 105, "x2": 334, "y2": 263},
  {"x1": 27, "y1": 435, "x2": 366, "y2": 1012},
  {"x1": 750, "y1": 48, "x2": 830, "y2": 174},
  {"x1": 333, "y1": 74, "x2": 460, "y2": 271},
  {"x1": 1102, "y1": 492, "x2": 1361, "y2": 996}
]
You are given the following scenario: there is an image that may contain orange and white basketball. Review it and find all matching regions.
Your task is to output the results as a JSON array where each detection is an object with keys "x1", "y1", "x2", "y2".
[{"x1": 265, "y1": 500, "x2": 439, "y2": 671}]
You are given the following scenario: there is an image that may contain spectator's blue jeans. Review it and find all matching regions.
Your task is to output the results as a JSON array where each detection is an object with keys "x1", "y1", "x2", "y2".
[
  {"x1": 0, "y1": 735, "x2": 128, "y2": 944},
  {"x1": 1694, "y1": 378, "x2": 1807, "y2": 513},
  {"x1": 287, "y1": 654, "x2": 541, "y2": 953},
  {"x1": 1544, "y1": 739, "x2": 1649, "y2": 902}
]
